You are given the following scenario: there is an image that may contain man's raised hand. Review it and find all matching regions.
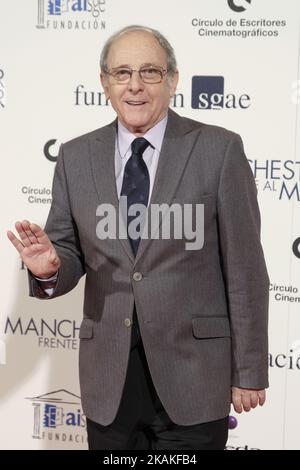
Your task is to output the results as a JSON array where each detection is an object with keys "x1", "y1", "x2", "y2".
[{"x1": 7, "y1": 220, "x2": 60, "y2": 278}]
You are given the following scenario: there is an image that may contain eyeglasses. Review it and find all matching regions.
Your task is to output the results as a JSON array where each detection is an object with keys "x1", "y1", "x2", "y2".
[{"x1": 105, "y1": 66, "x2": 168, "y2": 84}]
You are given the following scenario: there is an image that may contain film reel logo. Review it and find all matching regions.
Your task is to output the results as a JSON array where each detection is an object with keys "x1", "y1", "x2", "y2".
[{"x1": 228, "y1": 0, "x2": 252, "y2": 13}]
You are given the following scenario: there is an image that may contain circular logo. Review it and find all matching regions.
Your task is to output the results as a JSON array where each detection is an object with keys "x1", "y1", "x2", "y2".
[
  {"x1": 292, "y1": 238, "x2": 300, "y2": 259},
  {"x1": 44, "y1": 139, "x2": 58, "y2": 162},
  {"x1": 228, "y1": 0, "x2": 252, "y2": 13}
]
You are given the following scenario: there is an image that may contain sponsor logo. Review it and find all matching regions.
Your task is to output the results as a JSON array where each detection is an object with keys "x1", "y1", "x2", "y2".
[
  {"x1": 74, "y1": 84, "x2": 110, "y2": 107},
  {"x1": 21, "y1": 186, "x2": 52, "y2": 204},
  {"x1": 27, "y1": 389, "x2": 87, "y2": 444},
  {"x1": 248, "y1": 159, "x2": 300, "y2": 202},
  {"x1": 44, "y1": 139, "x2": 59, "y2": 162},
  {"x1": 36, "y1": 0, "x2": 106, "y2": 31},
  {"x1": 292, "y1": 238, "x2": 300, "y2": 259},
  {"x1": 228, "y1": 0, "x2": 252, "y2": 13},
  {"x1": 73, "y1": 84, "x2": 185, "y2": 108},
  {"x1": 269, "y1": 349, "x2": 300, "y2": 370},
  {"x1": 191, "y1": 75, "x2": 250, "y2": 110},
  {"x1": 191, "y1": 6, "x2": 286, "y2": 39},
  {"x1": 270, "y1": 283, "x2": 300, "y2": 303},
  {"x1": 4, "y1": 316, "x2": 80, "y2": 350}
]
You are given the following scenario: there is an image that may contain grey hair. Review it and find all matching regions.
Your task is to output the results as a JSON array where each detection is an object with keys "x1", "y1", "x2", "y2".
[{"x1": 100, "y1": 25, "x2": 177, "y2": 76}]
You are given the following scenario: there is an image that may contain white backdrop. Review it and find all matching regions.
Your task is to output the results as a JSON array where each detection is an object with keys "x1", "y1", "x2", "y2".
[{"x1": 0, "y1": 0, "x2": 300, "y2": 450}]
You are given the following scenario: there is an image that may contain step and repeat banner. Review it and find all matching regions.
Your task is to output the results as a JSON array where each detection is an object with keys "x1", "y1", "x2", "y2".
[{"x1": 0, "y1": 0, "x2": 300, "y2": 450}]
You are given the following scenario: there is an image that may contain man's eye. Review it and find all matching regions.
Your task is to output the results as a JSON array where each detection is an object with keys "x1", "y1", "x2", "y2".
[
  {"x1": 141, "y1": 68, "x2": 161, "y2": 79},
  {"x1": 115, "y1": 69, "x2": 130, "y2": 79},
  {"x1": 143, "y1": 68, "x2": 157, "y2": 75}
]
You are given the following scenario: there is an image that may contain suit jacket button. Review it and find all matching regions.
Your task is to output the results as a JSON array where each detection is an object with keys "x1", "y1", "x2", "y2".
[
  {"x1": 124, "y1": 318, "x2": 132, "y2": 327},
  {"x1": 133, "y1": 272, "x2": 143, "y2": 281}
]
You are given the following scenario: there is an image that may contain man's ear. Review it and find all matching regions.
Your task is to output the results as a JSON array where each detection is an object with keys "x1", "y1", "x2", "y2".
[{"x1": 100, "y1": 72, "x2": 110, "y2": 100}]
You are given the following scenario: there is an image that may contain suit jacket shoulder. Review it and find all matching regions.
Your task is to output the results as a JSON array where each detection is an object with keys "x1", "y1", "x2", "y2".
[
  {"x1": 58, "y1": 118, "x2": 117, "y2": 166},
  {"x1": 167, "y1": 108, "x2": 240, "y2": 147}
]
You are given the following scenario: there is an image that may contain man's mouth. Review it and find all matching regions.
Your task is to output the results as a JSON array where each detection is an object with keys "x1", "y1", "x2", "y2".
[{"x1": 125, "y1": 101, "x2": 147, "y2": 106}]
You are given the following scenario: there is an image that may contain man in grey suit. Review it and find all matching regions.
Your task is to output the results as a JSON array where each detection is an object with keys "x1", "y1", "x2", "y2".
[{"x1": 7, "y1": 25, "x2": 269, "y2": 450}]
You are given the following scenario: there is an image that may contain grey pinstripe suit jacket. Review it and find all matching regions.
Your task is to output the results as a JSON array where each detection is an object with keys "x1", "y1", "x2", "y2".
[{"x1": 29, "y1": 109, "x2": 269, "y2": 426}]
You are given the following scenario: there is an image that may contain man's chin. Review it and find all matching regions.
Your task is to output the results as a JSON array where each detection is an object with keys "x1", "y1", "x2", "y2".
[{"x1": 121, "y1": 117, "x2": 150, "y2": 135}]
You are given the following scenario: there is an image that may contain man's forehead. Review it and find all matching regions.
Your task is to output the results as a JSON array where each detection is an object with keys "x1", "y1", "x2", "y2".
[{"x1": 107, "y1": 32, "x2": 166, "y2": 66}]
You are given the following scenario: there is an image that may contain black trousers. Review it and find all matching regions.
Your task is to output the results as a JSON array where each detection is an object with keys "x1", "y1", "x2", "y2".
[{"x1": 86, "y1": 316, "x2": 228, "y2": 450}]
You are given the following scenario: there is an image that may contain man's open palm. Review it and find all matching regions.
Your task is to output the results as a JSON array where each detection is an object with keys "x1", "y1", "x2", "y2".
[{"x1": 7, "y1": 220, "x2": 60, "y2": 278}]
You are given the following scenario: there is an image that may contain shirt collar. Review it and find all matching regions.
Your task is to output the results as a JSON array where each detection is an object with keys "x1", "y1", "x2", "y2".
[{"x1": 117, "y1": 114, "x2": 168, "y2": 158}]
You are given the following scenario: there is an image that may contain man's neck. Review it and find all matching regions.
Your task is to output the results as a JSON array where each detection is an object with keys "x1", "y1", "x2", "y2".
[{"x1": 118, "y1": 113, "x2": 168, "y2": 137}]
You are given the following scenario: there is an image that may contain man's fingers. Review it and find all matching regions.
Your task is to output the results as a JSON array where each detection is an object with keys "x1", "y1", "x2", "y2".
[
  {"x1": 241, "y1": 393, "x2": 251, "y2": 412},
  {"x1": 233, "y1": 402, "x2": 242, "y2": 414},
  {"x1": 232, "y1": 387, "x2": 266, "y2": 414},
  {"x1": 250, "y1": 392, "x2": 259, "y2": 408},
  {"x1": 7, "y1": 230, "x2": 24, "y2": 253},
  {"x1": 8, "y1": 220, "x2": 51, "y2": 256},
  {"x1": 15, "y1": 221, "x2": 32, "y2": 247},
  {"x1": 30, "y1": 223, "x2": 50, "y2": 245},
  {"x1": 13, "y1": 220, "x2": 50, "y2": 247},
  {"x1": 258, "y1": 390, "x2": 266, "y2": 406},
  {"x1": 21, "y1": 220, "x2": 39, "y2": 244},
  {"x1": 232, "y1": 389, "x2": 243, "y2": 414}
]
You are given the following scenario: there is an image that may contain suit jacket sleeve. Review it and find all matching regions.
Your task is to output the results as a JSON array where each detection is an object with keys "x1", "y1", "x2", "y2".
[
  {"x1": 217, "y1": 133, "x2": 269, "y2": 389},
  {"x1": 28, "y1": 144, "x2": 85, "y2": 299}
]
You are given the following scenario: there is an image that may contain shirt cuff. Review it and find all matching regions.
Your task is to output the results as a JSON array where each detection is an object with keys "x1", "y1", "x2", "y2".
[{"x1": 34, "y1": 273, "x2": 58, "y2": 296}]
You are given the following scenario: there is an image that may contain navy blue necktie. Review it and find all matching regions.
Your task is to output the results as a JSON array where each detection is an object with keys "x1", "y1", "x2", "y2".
[
  {"x1": 120, "y1": 137, "x2": 150, "y2": 256},
  {"x1": 120, "y1": 137, "x2": 150, "y2": 349}
]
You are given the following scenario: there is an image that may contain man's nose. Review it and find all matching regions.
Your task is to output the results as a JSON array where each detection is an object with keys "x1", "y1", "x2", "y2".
[{"x1": 127, "y1": 70, "x2": 144, "y2": 92}]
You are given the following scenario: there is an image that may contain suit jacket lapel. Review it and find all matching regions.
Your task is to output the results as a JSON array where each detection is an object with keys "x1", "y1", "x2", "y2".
[
  {"x1": 89, "y1": 120, "x2": 135, "y2": 263},
  {"x1": 135, "y1": 109, "x2": 203, "y2": 264}
]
